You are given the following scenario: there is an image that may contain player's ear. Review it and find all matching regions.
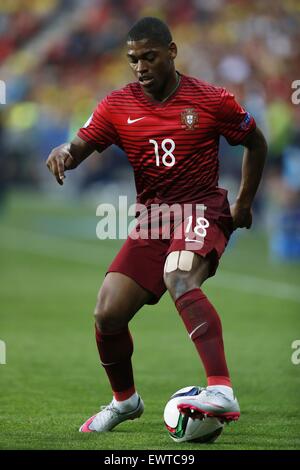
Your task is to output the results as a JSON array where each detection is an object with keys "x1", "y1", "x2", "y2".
[{"x1": 168, "y1": 42, "x2": 177, "y2": 60}]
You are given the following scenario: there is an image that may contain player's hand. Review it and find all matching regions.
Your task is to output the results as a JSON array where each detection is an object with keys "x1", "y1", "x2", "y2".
[
  {"x1": 46, "y1": 143, "x2": 77, "y2": 185},
  {"x1": 230, "y1": 203, "x2": 252, "y2": 230}
]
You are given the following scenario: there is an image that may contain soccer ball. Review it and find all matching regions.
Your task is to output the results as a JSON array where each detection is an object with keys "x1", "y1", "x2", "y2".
[{"x1": 163, "y1": 386, "x2": 224, "y2": 443}]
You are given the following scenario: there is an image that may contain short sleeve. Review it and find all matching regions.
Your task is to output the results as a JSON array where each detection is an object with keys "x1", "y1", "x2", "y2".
[
  {"x1": 77, "y1": 97, "x2": 119, "y2": 151},
  {"x1": 216, "y1": 88, "x2": 256, "y2": 145}
]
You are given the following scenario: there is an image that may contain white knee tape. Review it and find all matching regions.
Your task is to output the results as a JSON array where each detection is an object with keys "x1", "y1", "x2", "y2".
[
  {"x1": 164, "y1": 251, "x2": 180, "y2": 273},
  {"x1": 164, "y1": 251, "x2": 194, "y2": 273},
  {"x1": 178, "y1": 251, "x2": 194, "y2": 271}
]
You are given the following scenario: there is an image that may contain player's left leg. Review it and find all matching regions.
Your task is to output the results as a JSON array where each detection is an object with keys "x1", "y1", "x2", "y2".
[{"x1": 163, "y1": 250, "x2": 240, "y2": 422}]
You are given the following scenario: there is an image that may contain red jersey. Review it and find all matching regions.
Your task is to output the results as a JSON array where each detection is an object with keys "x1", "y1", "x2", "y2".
[{"x1": 77, "y1": 74, "x2": 256, "y2": 214}]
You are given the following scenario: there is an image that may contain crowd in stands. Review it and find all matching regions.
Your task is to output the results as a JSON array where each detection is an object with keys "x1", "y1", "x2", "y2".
[{"x1": 0, "y1": 0, "x2": 299, "y2": 257}]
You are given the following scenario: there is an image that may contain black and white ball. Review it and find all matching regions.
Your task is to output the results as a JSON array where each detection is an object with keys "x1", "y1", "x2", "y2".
[{"x1": 164, "y1": 386, "x2": 224, "y2": 443}]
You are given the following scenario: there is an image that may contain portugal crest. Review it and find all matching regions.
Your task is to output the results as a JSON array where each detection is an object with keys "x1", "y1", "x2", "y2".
[{"x1": 181, "y1": 108, "x2": 199, "y2": 130}]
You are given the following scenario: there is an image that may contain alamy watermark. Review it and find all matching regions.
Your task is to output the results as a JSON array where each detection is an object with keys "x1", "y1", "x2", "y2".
[
  {"x1": 0, "y1": 80, "x2": 6, "y2": 105},
  {"x1": 95, "y1": 196, "x2": 209, "y2": 250},
  {"x1": 291, "y1": 340, "x2": 300, "y2": 365},
  {"x1": 291, "y1": 80, "x2": 300, "y2": 105},
  {"x1": 0, "y1": 340, "x2": 6, "y2": 365}
]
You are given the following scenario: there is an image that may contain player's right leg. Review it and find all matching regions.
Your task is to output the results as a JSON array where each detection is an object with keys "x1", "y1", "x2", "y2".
[{"x1": 80, "y1": 272, "x2": 153, "y2": 433}]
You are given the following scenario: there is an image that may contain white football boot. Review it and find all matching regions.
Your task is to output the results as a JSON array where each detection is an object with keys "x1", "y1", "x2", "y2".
[
  {"x1": 79, "y1": 396, "x2": 144, "y2": 432},
  {"x1": 177, "y1": 388, "x2": 240, "y2": 423}
]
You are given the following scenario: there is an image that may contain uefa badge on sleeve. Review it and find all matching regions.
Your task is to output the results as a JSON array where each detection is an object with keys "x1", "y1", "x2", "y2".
[
  {"x1": 181, "y1": 108, "x2": 199, "y2": 130},
  {"x1": 240, "y1": 111, "x2": 251, "y2": 130}
]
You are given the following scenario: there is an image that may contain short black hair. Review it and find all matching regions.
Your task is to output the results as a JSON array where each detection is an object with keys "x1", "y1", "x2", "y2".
[{"x1": 127, "y1": 17, "x2": 172, "y2": 46}]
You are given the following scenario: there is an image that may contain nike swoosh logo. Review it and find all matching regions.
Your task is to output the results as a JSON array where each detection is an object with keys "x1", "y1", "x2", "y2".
[
  {"x1": 189, "y1": 322, "x2": 207, "y2": 339},
  {"x1": 127, "y1": 117, "x2": 146, "y2": 124},
  {"x1": 201, "y1": 402, "x2": 225, "y2": 409},
  {"x1": 100, "y1": 361, "x2": 119, "y2": 366},
  {"x1": 184, "y1": 237, "x2": 204, "y2": 243}
]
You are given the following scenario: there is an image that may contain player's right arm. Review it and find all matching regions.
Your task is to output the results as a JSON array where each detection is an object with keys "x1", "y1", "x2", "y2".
[
  {"x1": 46, "y1": 136, "x2": 95, "y2": 185},
  {"x1": 46, "y1": 95, "x2": 118, "y2": 185}
]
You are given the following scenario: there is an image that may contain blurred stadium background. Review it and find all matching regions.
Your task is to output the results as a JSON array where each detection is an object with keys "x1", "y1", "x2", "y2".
[
  {"x1": 0, "y1": 0, "x2": 300, "y2": 450},
  {"x1": 0, "y1": 0, "x2": 300, "y2": 257}
]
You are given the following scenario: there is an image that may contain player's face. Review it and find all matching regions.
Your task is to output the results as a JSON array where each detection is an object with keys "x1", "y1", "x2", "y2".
[{"x1": 126, "y1": 39, "x2": 177, "y2": 97}]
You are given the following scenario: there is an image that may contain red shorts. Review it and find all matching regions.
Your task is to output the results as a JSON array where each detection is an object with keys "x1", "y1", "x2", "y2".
[{"x1": 108, "y1": 202, "x2": 233, "y2": 304}]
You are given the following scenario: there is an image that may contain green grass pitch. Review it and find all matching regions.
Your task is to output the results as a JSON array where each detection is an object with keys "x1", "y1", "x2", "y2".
[{"x1": 0, "y1": 192, "x2": 299, "y2": 450}]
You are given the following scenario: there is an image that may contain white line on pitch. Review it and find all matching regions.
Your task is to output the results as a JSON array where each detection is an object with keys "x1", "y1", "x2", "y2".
[{"x1": 1, "y1": 226, "x2": 300, "y2": 303}]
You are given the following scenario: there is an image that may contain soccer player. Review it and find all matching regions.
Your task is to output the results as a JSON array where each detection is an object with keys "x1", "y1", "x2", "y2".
[{"x1": 46, "y1": 17, "x2": 267, "y2": 432}]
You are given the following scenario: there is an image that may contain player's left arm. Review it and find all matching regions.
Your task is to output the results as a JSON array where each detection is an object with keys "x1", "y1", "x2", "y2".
[{"x1": 230, "y1": 127, "x2": 268, "y2": 230}]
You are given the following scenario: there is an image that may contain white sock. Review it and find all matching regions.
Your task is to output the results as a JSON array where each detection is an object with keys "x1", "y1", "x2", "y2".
[
  {"x1": 113, "y1": 392, "x2": 139, "y2": 412},
  {"x1": 206, "y1": 385, "x2": 234, "y2": 399}
]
